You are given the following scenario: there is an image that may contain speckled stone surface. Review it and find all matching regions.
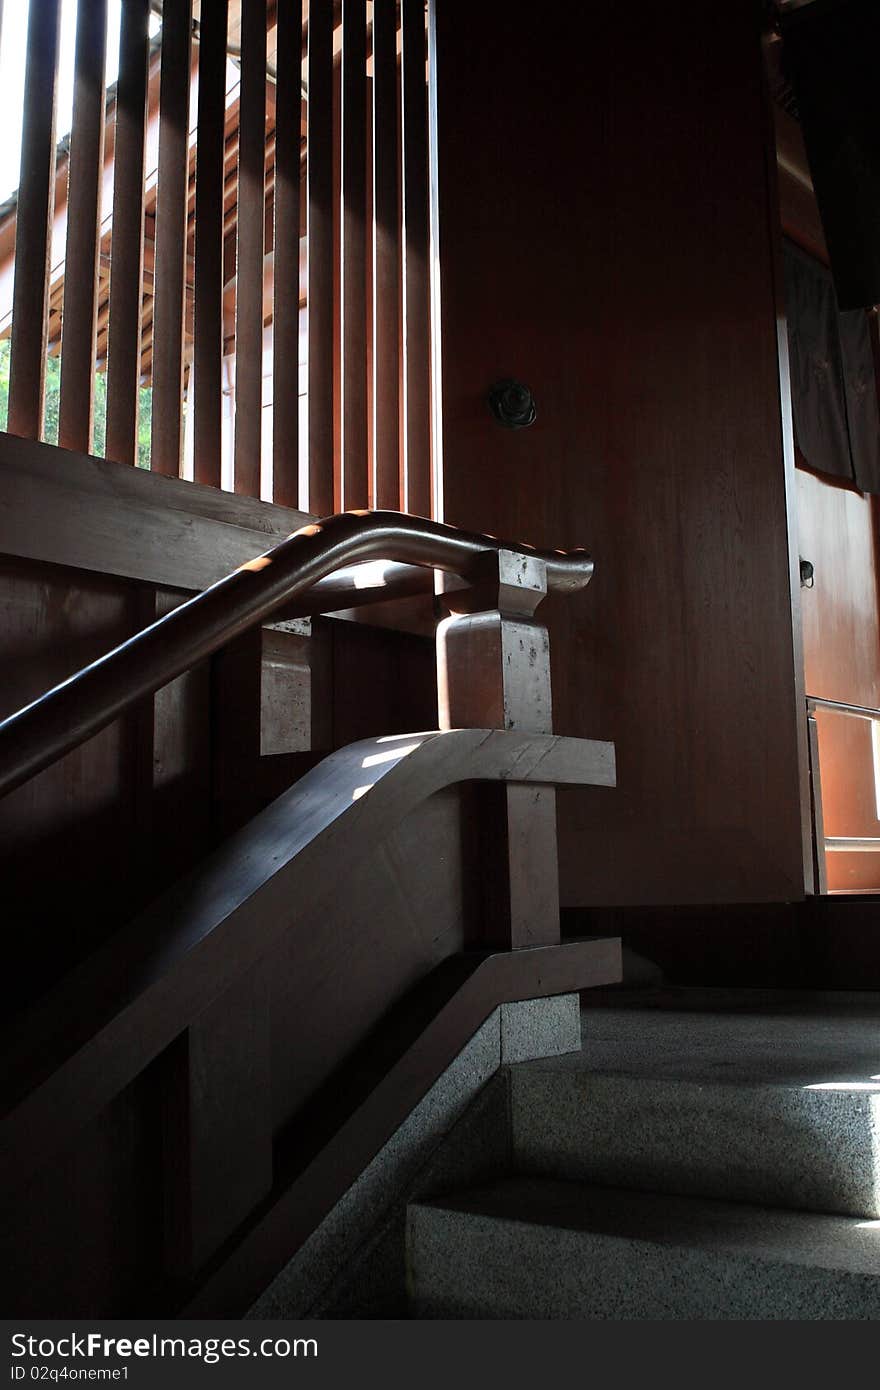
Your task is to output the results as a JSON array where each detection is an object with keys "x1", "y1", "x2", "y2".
[
  {"x1": 247, "y1": 994, "x2": 578, "y2": 1319},
  {"x1": 511, "y1": 1003, "x2": 880, "y2": 1218},
  {"x1": 407, "y1": 1177, "x2": 880, "y2": 1319},
  {"x1": 500, "y1": 994, "x2": 581, "y2": 1063}
]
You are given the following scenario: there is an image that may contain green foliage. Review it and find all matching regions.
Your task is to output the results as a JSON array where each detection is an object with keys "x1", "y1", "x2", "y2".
[{"x1": 0, "y1": 337, "x2": 152, "y2": 468}]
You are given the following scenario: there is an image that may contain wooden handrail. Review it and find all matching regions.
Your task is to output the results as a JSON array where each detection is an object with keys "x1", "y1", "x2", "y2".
[{"x1": 0, "y1": 510, "x2": 593, "y2": 801}]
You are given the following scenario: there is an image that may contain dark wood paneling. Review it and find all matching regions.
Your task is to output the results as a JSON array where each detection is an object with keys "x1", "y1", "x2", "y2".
[
  {"x1": 1, "y1": 1070, "x2": 164, "y2": 1317},
  {"x1": 269, "y1": 787, "x2": 467, "y2": 1124},
  {"x1": 0, "y1": 557, "x2": 141, "y2": 999},
  {"x1": 150, "y1": 0, "x2": 193, "y2": 478},
  {"x1": 329, "y1": 619, "x2": 437, "y2": 746},
  {"x1": 6, "y1": 0, "x2": 62, "y2": 441},
  {"x1": 193, "y1": 0, "x2": 229, "y2": 487},
  {"x1": 434, "y1": 0, "x2": 806, "y2": 905},
  {"x1": 58, "y1": 0, "x2": 108, "y2": 454},
  {"x1": 163, "y1": 965, "x2": 272, "y2": 1281}
]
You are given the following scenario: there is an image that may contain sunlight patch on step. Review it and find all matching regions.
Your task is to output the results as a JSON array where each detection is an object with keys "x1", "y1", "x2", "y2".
[{"x1": 803, "y1": 1082, "x2": 880, "y2": 1092}]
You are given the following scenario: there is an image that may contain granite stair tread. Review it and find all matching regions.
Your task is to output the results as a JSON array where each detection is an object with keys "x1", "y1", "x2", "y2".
[
  {"x1": 508, "y1": 1003, "x2": 880, "y2": 1218},
  {"x1": 407, "y1": 1176, "x2": 880, "y2": 1319}
]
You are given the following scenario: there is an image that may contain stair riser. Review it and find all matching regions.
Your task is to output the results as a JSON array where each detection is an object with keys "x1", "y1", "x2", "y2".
[
  {"x1": 407, "y1": 1208, "x2": 880, "y2": 1320},
  {"x1": 511, "y1": 1070, "x2": 880, "y2": 1219}
]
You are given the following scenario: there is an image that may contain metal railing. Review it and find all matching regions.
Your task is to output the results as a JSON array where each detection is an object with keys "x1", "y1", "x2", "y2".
[{"x1": 0, "y1": 509, "x2": 593, "y2": 800}]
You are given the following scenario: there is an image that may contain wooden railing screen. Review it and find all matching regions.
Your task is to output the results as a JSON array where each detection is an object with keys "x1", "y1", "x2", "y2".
[{"x1": 0, "y1": 0, "x2": 436, "y2": 518}]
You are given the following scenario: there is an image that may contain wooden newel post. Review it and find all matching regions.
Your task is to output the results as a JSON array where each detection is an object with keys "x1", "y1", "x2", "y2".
[{"x1": 436, "y1": 549, "x2": 561, "y2": 949}]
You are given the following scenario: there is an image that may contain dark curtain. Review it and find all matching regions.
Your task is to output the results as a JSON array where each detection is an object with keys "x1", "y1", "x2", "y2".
[
  {"x1": 783, "y1": 239, "x2": 880, "y2": 493},
  {"x1": 782, "y1": 0, "x2": 880, "y2": 311}
]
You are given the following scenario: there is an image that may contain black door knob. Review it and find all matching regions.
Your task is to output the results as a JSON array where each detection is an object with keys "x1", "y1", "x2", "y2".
[{"x1": 488, "y1": 379, "x2": 537, "y2": 429}]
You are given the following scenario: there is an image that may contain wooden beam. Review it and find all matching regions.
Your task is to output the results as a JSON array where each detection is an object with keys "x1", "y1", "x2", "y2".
[{"x1": 0, "y1": 433, "x2": 309, "y2": 593}]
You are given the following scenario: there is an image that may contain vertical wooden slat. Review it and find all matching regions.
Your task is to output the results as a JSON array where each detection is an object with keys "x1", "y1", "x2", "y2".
[
  {"x1": 400, "y1": 0, "x2": 432, "y2": 517},
  {"x1": 193, "y1": 0, "x2": 228, "y2": 487},
  {"x1": 7, "y1": 0, "x2": 62, "y2": 441},
  {"x1": 232, "y1": 0, "x2": 267, "y2": 497},
  {"x1": 105, "y1": 0, "x2": 151, "y2": 467},
  {"x1": 340, "y1": 0, "x2": 368, "y2": 508},
  {"x1": 371, "y1": 0, "x2": 401, "y2": 508},
  {"x1": 151, "y1": 0, "x2": 193, "y2": 477},
  {"x1": 307, "y1": 0, "x2": 335, "y2": 516},
  {"x1": 271, "y1": 0, "x2": 303, "y2": 506},
  {"x1": 59, "y1": 0, "x2": 108, "y2": 454}
]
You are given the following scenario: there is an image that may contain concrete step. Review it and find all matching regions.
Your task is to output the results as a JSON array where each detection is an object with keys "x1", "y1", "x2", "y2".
[
  {"x1": 407, "y1": 1177, "x2": 880, "y2": 1319},
  {"x1": 510, "y1": 1003, "x2": 880, "y2": 1218}
]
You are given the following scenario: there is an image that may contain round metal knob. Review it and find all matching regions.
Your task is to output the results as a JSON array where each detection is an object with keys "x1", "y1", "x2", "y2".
[{"x1": 488, "y1": 378, "x2": 537, "y2": 429}]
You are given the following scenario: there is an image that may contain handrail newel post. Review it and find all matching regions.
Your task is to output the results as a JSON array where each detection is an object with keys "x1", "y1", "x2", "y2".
[{"x1": 436, "y1": 549, "x2": 561, "y2": 949}]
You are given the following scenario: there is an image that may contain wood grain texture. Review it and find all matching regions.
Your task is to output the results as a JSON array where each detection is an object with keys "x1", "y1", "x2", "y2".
[
  {"x1": 0, "y1": 434, "x2": 310, "y2": 592},
  {"x1": 434, "y1": 0, "x2": 807, "y2": 904},
  {"x1": 193, "y1": 0, "x2": 229, "y2": 487},
  {"x1": 150, "y1": 0, "x2": 193, "y2": 477},
  {"x1": 797, "y1": 469, "x2": 880, "y2": 709},
  {"x1": 6, "y1": 0, "x2": 62, "y2": 441},
  {"x1": 105, "y1": 0, "x2": 151, "y2": 466},
  {"x1": 340, "y1": 0, "x2": 368, "y2": 507},
  {"x1": 797, "y1": 463, "x2": 880, "y2": 891},
  {"x1": 0, "y1": 728, "x2": 616, "y2": 1198},
  {"x1": 163, "y1": 964, "x2": 273, "y2": 1281},
  {"x1": 0, "y1": 559, "x2": 142, "y2": 1001},
  {"x1": 233, "y1": 0, "x2": 267, "y2": 495},
  {"x1": 371, "y1": 0, "x2": 402, "y2": 508},
  {"x1": 400, "y1": 0, "x2": 431, "y2": 517},
  {"x1": 186, "y1": 935, "x2": 621, "y2": 1316},
  {"x1": 306, "y1": 0, "x2": 335, "y2": 514},
  {"x1": 271, "y1": 0, "x2": 303, "y2": 506},
  {"x1": 58, "y1": 0, "x2": 108, "y2": 454}
]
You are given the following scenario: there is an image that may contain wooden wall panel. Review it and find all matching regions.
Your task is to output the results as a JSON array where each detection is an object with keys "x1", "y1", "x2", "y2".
[
  {"x1": 797, "y1": 469, "x2": 880, "y2": 707},
  {"x1": 797, "y1": 467, "x2": 880, "y2": 890},
  {"x1": 0, "y1": 1070, "x2": 164, "y2": 1316},
  {"x1": 434, "y1": 0, "x2": 807, "y2": 904},
  {"x1": 0, "y1": 557, "x2": 141, "y2": 1000}
]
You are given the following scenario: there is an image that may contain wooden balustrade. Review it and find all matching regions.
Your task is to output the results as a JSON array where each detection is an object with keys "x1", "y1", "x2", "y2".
[
  {"x1": 0, "y1": 508, "x2": 615, "y2": 1314},
  {"x1": 0, "y1": 0, "x2": 436, "y2": 516}
]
